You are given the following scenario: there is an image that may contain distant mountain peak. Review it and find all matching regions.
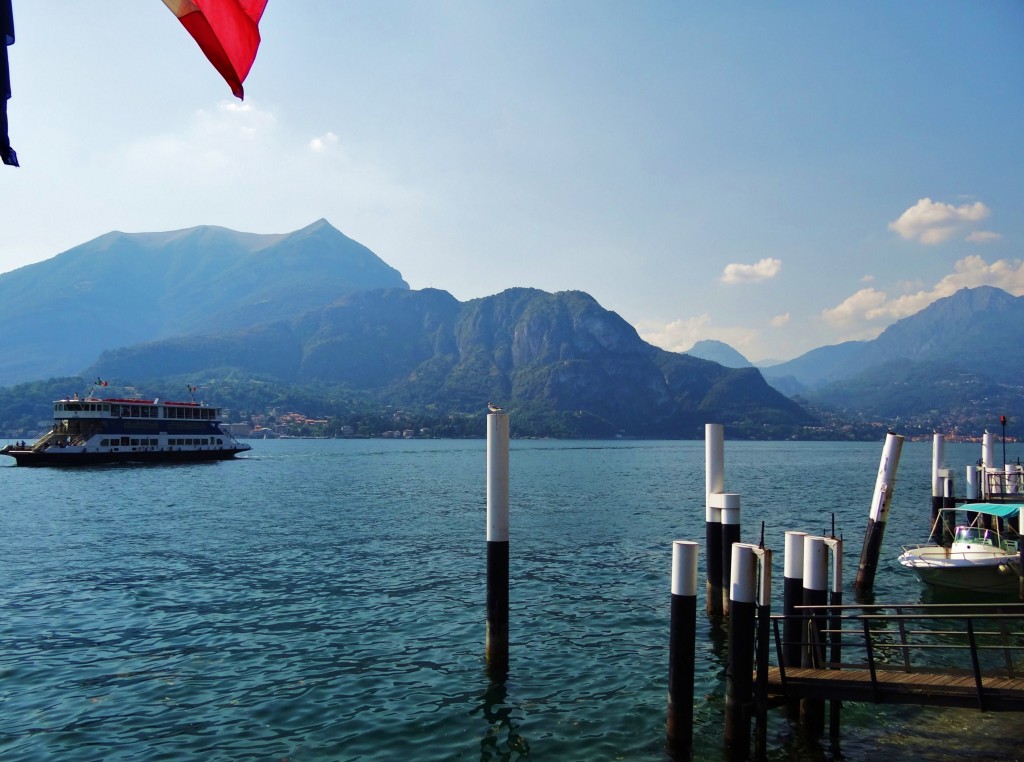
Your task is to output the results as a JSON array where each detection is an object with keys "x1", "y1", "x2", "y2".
[{"x1": 684, "y1": 339, "x2": 752, "y2": 368}]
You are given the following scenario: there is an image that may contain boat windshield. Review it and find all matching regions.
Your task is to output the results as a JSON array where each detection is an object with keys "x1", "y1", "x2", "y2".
[{"x1": 954, "y1": 527, "x2": 994, "y2": 546}]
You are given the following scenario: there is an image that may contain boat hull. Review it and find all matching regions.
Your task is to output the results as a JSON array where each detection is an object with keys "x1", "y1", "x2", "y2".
[
  {"x1": 3, "y1": 446, "x2": 250, "y2": 467},
  {"x1": 899, "y1": 545, "x2": 1021, "y2": 594}
]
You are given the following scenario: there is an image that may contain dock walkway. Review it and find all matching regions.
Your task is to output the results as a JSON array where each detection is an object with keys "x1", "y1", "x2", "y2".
[{"x1": 764, "y1": 604, "x2": 1024, "y2": 712}]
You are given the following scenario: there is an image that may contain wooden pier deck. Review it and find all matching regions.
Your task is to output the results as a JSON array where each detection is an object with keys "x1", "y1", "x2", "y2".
[
  {"x1": 764, "y1": 604, "x2": 1024, "y2": 713},
  {"x1": 766, "y1": 665, "x2": 1024, "y2": 710}
]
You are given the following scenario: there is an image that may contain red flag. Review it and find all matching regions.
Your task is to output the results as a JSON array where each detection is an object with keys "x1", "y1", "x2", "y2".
[{"x1": 162, "y1": 0, "x2": 268, "y2": 100}]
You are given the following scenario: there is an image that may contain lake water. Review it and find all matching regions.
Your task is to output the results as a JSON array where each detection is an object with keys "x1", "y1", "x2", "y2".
[{"x1": 1, "y1": 437, "x2": 1021, "y2": 760}]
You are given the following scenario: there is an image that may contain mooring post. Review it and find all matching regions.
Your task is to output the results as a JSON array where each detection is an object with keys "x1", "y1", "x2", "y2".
[
  {"x1": 753, "y1": 543, "x2": 772, "y2": 762},
  {"x1": 706, "y1": 423, "x2": 724, "y2": 616},
  {"x1": 931, "y1": 433, "x2": 944, "y2": 542},
  {"x1": 942, "y1": 471, "x2": 957, "y2": 541},
  {"x1": 800, "y1": 535, "x2": 827, "y2": 737},
  {"x1": 667, "y1": 540, "x2": 698, "y2": 758},
  {"x1": 854, "y1": 432, "x2": 904, "y2": 595},
  {"x1": 782, "y1": 531, "x2": 807, "y2": 670},
  {"x1": 983, "y1": 431, "x2": 996, "y2": 498},
  {"x1": 486, "y1": 411, "x2": 510, "y2": 673},
  {"x1": 724, "y1": 543, "x2": 757, "y2": 760},
  {"x1": 721, "y1": 493, "x2": 742, "y2": 617},
  {"x1": 825, "y1": 536, "x2": 843, "y2": 739}
]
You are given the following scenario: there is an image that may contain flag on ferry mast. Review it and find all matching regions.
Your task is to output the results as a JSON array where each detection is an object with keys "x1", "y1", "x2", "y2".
[
  {"x1": 0, "y1": 0, "x2": 17, "y2": 167},
  {"x1": 161, "y1": 0, "x2": 268, "y2": 100}
]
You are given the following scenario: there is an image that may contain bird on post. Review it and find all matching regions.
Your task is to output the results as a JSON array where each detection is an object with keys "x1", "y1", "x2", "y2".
[{"x1": 487, "y1": 402, "x2": 503, "y2": 413}]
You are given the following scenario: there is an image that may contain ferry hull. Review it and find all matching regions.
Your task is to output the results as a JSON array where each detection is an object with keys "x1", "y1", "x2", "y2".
[{"x1": 2, "y1": 446, "x2": 250, "y2": 467}]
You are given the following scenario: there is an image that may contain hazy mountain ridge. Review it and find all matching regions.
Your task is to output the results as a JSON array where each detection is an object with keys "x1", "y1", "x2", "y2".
[
  {"x1": 762, "y1": 286, "x2": 1024, "y2": 391},
  {"x1": 684, "y1": 339, "x2": 753, "y2": 368},
  {"x1": 0, "y1": 219, "x2": 408, "y2": 385}
]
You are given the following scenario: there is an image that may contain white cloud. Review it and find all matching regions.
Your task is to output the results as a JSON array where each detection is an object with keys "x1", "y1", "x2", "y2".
[
  {"x1": 966, "y1": 230, "x2": 1002, "y2": 243},
  {"x1": 102, "y1": 101, "x2": 433, "y2": 236},
  {"x1": 888, "y1": 198, "x2": 991, "y2": 244},
  {"x1": 720, "y1": 257, "x2": 782, "y2": 284},
  {"x1": 309, "y1": 131, "x2": 339, "y2": 153},
  {"x1": 637, "y1": 314, "x2": 759, "y2": 357},
  {"x1": 770, "y1": 313, "x2": 790, "y2": 328},
  {"x1": 821, "y1": 255, "x2": 1024, "y2": 330}
]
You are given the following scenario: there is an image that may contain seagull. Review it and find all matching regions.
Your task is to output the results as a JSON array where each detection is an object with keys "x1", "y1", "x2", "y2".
[{"x1": 487, "y1": 402, "x2": 503, "y2": 413}]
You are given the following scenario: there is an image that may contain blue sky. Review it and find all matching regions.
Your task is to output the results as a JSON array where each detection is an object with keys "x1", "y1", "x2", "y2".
[{"x1": 1, "y1": 1, "x2": 1021, "y2": 362}]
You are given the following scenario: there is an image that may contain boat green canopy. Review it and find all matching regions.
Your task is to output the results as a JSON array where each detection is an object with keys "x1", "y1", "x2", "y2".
[{"x1": 957, "y1": 503, "x2": 1024, "y2": 519}]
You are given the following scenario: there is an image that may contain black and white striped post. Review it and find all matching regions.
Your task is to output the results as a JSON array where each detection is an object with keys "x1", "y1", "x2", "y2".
[
  {"x1": 486, "y1": 411, "x2": 510, "y2": 672},
  {"x1": 801, "y1": 535, "x2": 828, "y2": 737},
  {"x1": 942, "y1": 470, "x2": 957, "y2": 541},
  {"x1": 824, "y1": 535, "x2": 843, "y2": 739},
  {"x1": 706, "y1": 424, "x2": 725, "y2": 616},
  {"x1": 782, "y1": 531, "x2": 807, "y2": 670},
  {"x1": 667, "y1": 540, "x2": 698, "y2": 758},
  {"x1": 983, "y1": 431, "x2": 996, "y2": 498},
  {"x1": 854, "y1": 431, "x2": 904, "y2": 596},
  {"x1": 721, "y1": 493, "x2": 741, "y2": 617},
  {"x1": 930, "y1": 433, "x2": 944, "y2": 542},
  {"x1": 724, "y1": 542, "x2": 758, "y2": 759}
]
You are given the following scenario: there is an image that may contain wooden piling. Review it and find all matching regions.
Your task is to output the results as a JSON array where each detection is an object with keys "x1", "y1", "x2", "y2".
[
  {"x1": 931, "y1": 434, "x2": 944, "y2": 542},
  {"x1": 667, "y1": 540, "x2": 698, "y2": 758}
]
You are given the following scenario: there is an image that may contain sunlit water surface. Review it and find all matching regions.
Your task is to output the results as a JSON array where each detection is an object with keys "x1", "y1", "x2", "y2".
[{"x1": 1, "y1": 438, "x2": 1021, "y2": 760}]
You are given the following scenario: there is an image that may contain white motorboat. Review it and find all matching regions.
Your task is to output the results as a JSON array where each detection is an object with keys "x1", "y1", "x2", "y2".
[{"x1": 898, "y1": 503, "x2": 1023, "y2": 594}]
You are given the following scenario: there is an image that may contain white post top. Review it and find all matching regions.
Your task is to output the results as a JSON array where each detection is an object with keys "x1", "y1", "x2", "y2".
[
  {"x1": 705, "y1": 423, "x2": 724, "y2": 499},
  {"x1": 708, "y1": 492, "x2": 741, "y2": 509},
  {"x1": 784, "y1": 531, "x2": 808, "y2": 578},
  {"x1": 672, "y1": 540, "x2": 699, "y2": 597},
  {"x1": 802, "y1": 535, "x2": 827, "y2": 591},
  {"x1": 729, "y1": 543, "x2": 757, "y2": 604}
]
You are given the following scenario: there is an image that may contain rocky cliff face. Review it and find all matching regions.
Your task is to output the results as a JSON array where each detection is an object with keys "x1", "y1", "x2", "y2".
[{"x1": 89, "y1": 286, "x2": 816, "y2": 437}]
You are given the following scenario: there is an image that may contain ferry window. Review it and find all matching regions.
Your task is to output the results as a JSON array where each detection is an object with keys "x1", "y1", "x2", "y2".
[
  {"x1": 120, "y1": 437, "x2": 130, "y2": 446},
  {"x1": 130, "y1": 439, "x2": 139, "y2": 446},
  {"x1": 100, "y1": 439, "x2": 109, "y2": 446}
]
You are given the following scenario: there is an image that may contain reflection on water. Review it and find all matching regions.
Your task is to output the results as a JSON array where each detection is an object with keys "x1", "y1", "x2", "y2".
[{"x1": 475, "y1": 673, "x2": 530, "y2": 761}]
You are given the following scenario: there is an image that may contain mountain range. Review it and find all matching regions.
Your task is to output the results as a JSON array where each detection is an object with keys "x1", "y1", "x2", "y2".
[
  {"x1": 684, "y1": 286, "x2": 1024, "y2": 431},
  {"x1": 0, "y1": 221, "x2": 812, "y2": 438},
  {"x1": 0, "y1": 219, "x2": 407, "y2": 386},
  {"x1": 1, "y1": 219, "x2": 1019, "y2": 438}
]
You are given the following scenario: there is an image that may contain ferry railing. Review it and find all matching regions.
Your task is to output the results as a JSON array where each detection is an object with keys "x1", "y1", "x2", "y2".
[{"x1": 769, "y1": 603, "x2": 1024, "y2": 710}]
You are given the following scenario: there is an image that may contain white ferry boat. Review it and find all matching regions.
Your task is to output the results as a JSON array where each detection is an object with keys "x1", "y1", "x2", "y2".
[{"x1": 0, "y1": 394, "x2": 251, "y2": 466}]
